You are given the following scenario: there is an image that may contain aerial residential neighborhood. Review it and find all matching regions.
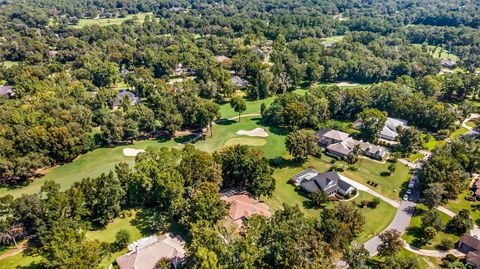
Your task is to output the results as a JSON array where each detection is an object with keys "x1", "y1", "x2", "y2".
[{"x1": 0, "y1": 1, "x2": 480, "y2": 269}]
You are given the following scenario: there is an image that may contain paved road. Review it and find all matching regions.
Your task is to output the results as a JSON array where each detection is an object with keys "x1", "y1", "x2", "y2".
[{"x1": 364, "y1": 200, "x2": 416, "y2": 256}]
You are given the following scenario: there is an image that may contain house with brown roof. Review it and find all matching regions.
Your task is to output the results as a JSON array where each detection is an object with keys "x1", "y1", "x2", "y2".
[
  {"x1": 221, "y1": 191, "x2": 271, "y2": 228},
  {"x1": 116, "y1": 233, "x2": 186, "y2": 269},
  {"x1": 459, "y1": 235, "x2": 480, "y2": 268}
]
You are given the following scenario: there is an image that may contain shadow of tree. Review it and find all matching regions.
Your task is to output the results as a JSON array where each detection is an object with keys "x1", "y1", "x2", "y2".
[
  {"x1": 215, "y1": 119, "x2": 236, "y2": 125},
  {"x1": 130, "y1": 208, "x2": 168, "y2": 236},
  {"x1": 269, "y1": 156, "x2": 303, "y2": 169}
]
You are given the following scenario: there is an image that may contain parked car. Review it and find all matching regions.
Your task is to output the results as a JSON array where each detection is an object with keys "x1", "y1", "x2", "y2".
[
  {"x1": 403, "y1": 194, "x2": 409, "y2": 201},
  {"x1": 406, "y1": 189, "x2": 412, "y2": 195}
]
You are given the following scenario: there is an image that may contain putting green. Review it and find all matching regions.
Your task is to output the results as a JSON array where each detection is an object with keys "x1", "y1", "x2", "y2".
[{"x1": 224, "y1": 137, "x2": 267, "y2": 147}]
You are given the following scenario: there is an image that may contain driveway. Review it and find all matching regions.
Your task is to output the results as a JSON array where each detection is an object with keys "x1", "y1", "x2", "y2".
[{"x1": 338, "y1": 174, "x2": 400, "y2": 208}]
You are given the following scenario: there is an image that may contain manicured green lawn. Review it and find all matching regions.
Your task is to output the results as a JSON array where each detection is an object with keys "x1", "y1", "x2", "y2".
[
  {"x1": 466, "y1": 121, "x2": 477, "y2": 128},
  {"x1": 445, "y1": 190, "x2": 480, "y2": 220},
  {"x1": 450, "y1": 126, "x2": 469, "y2": 139},
  {"x1": 195, "y1": 117, "x2": 287, "y2": 159},
  {"x1": 321, "y1": 35, "x2": 344, "y2": 44},
  {"x1": 396, "y1": 249, "x2": 442, "y2": 269},
  {"x1": 406, "y1": 152, "x2": 424, "y2": 163},
  {"x1": 341, "y1": 158, "x2": 411, "y2": 200},
  {"x1": 402, "y1": 204, "x2": 459, "y2": 250},
  {"x1": 86, "y1": 210, "x2": 144, "y2": 269},
  {"x1": 356, "y1": 191, "x2": 397, "y2": 243},
  {"x1": 219, "y1": 97, "x2": 275, "y2": 119},
  {"x1": 412, "y1": 44, "x2": 459, "y2": 61},
  {"x1": 0, "y1": 252, "x2": 41, "y2": 269},
  {"x1": 422, "y1": 133, "x2": 445, "y2": 151},
  {"x1": 265, "y1": 160, "x2": 396, "y2": 242},
  {"x1": 0, "y1": 61, "x2": 19, "y2": 68},
  {"x1": 0, "y1": 139, "x2": 180, "y2": 198},
  {"x1": 72, "y1": 13, "x2": 153, "y2": 28}
]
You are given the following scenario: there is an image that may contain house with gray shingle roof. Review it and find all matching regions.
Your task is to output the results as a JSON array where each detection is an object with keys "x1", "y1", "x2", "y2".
[
  {"x1": 0, "y1": 85, "x2": 14, "y2": 97},
  {"x1": 112, "y1": 89, "x2": 140, "y2": 110},
  {"x1": 292, "y1": 169, "x2": 355, "y2": 196}
]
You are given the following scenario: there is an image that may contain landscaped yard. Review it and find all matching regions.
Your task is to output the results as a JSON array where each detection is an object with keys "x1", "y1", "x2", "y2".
[
  {"x1": 450, "y1": 126, "x2": 469, "y2": 139},
  {"x1": 71, "y1": 12, "x2": 153, "y2": 28},
  {"x1": 445, "y1": 190, "x2": 480, "y2": 220},
  {"x1": 0, "y1": 252, "x2": 41, "y2": 269},
  {"x1": 402, "y1": 204, "x2": 458, "y2": 250},
  {"x1": 422, "y1": 133, "x2": 445, "y2": 151},
  {"x1": 396, "y1": 249, "x2": 442, "y2": 269},
  {"x1": 406, "y1": 152, "x2": 424, "y2": 163}
]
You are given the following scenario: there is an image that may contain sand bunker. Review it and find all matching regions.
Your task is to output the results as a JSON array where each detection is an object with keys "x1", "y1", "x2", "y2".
[
  {"x1": 336, "y1": 82, "x2": 359, "y2": 87},
  {"x1": 224, "y1": 137, "x2": 267, "y2": 147},
  {"x1": 236, "y1": 128, "x2": 269, "y2": 137},
  {"x1": 123, "y1": 148, "x2": 145, "y2": 157}
]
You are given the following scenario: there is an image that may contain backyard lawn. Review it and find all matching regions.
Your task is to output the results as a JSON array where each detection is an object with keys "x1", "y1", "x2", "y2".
[
  {"x1": 71, "y1": 13, "x2": 153, "y2": 28},
  {"x1": 402, "y1": 204, "x2": 459, "y2": 250},
  {"x1": 450, "y1": 126, "x2": 469, "y2": 139},
  {"x1": 396, "y1": 249, "x2": 442, "y2": 269},
  {"x1": 445, "y1": 190, "x2": 480, "y2": 220}
]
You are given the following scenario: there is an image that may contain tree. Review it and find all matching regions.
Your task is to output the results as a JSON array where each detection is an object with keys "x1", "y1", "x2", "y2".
[
  {"x1": 344, "y1": 242, "x2": 369, "y2": 269},
  {"x1": 423, "y1": 226, "x2": 437, "y2": 243},
  {"x1": 421, "y1": 210, "x2": 444, "y2": 230},
  {"x1": 285, "y1": 129, "x2": 317, "y2": 160},
  {"x1": 423, "y1": 183, "x2": 446, "y2": 209},
  {"x1": 387, "y1": 163, "x2": 396, "y2": 175},
  {"x1": 377, "y1": 229, "x2": 403, "y2": 257},
  {"x1": 397, "y1": 127, "x2": 423, "y2": 153},
  {"x1": 309, "y1": 189, "x2": 329, "y2": 209},
  {"x1": 214, "y1": 145, "x2": 275, "y2": 197},
  {"x1": 113, "y1": 229, "x2": 131, "y2": 251},
  {"x1": 230, "y1": 96, "x2": 247, "y2": 122},
  {"x1": 358, "y1": 108, "x2": 387, "y2": 141},
  {"x1": 447, "y1": 209, "x2": 473, "y2": 234}
]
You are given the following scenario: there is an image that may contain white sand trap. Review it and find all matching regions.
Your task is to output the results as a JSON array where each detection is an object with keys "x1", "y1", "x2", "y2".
[
  {"x1": 123, "y1": 148, "x2": 145, "y2": 157},
  {"x1": 236, "y1": 128, "x2": 269, "y2": 137},
  {"x1": 336, "y1": 82, "x2": 359, "y2": 87}
]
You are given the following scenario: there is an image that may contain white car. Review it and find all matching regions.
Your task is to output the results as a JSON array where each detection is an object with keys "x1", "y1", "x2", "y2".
[
  {"x1": 403, "y1": 194, "x2": 409, "y2": 201},
  {"x1": 406, "y1": 189, "x2": 412, "y2": 195}
]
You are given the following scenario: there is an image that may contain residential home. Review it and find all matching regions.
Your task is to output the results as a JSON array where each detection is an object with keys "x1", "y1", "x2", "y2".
[
  {"x1": 441, "y1": 59, "x2": 457, "y2": 69},
  {"x1": 0, "y1": 85, "x2": 14, "y2": 97},
  {"x1": 221, "y1": 191, "x2": 271, "y2": 228},
  {"x1": 112, "y1": 89, "x2": 140, "y2": 110},
  {"x1": 316, "y1": 128, "x2": 350, "y2": 146},
  {"x1": 231, "y1": 76, "x2": 250, "y2": 87},
  {"x1": 293, "y1": 169, "x2": 355, "y2": 196},
  {"x1": 459, "y1": 235, "x2": 480, "y2": 268},
  {"x1": 380, "y1": 117, "x2": 408, "y2": 141},
  {"x1": 116, "y1": 233, "x2": 186, "y2": 269},
  {"x1": 325, "y1": 137, "x2": 389, "y2": 161}
]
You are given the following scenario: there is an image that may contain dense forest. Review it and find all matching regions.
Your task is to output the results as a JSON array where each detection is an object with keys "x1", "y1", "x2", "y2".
[{"x1": 0, "y1": 0, "x2": 480, "y2": 268}]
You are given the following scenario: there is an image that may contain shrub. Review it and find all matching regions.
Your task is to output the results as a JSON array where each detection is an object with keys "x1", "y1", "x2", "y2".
[
  {"x1": 314, "y1": 147, "x2": 323, "y2": 158},
  {"x1": 368, "y1": 198, "x2": 381, "y2": 208},
  {"x1": 112, "y1": 229, "x2": 131, "y2": 252},
  {"x1": 437, "y1": 239, "x2": 455, "y2": 251},
  {"x1": 360, "y1": 200, "x2": 369, "y2": 208},
  {"x1": 348, "y1": 165, "x2": 359, "y2": 171},
  {"x1": 445, "y1": 253, "x2": 457, "y2": 262}
]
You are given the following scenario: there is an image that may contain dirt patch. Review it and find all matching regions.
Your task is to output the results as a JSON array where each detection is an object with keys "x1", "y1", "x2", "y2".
[
  {"x1": 122, "y1": 148, "x2": 145, "y2": 157},
  {"x1": 336, "y1": 82, "x2": 359, "y2": 87},
  {"x1": 236, "y1": 128, "x2": 269, "y2": 137}
]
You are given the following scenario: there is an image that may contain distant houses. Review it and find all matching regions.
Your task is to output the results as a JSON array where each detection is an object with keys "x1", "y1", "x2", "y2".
[
  {"x1": 441, "y1": 59, "x2": 457, "y2": 69},
  {"x1": 231, "y1": 75, "x2": 250, "y2": 87},
  {"x1": 112, "y1": 89, "x2": 140, "y2": 109},
  {"x1": 316, "y1": 129, "x2": 389, "y2": 161},
  {"x1": 116, "y1": 233, "x2": 186, "y2": 269},
  {"x1": 290, "y1": 169, "x2": 355, "y2": 196}
]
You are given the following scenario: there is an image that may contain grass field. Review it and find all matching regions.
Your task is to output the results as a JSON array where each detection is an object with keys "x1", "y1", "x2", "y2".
[
  {"x1": 445, "y1": 190, "x2": 480, "y2": 220},
  {"x1": 402, "y1": 204, "x2": 458, "y2": 250},
  {"x1": 450, "y1": 126, "x2": 470, "y2": 139},
  {"x1": 406, "y1": 152, "x2": 424, "y2": 163},
  {"x1": 224, "y1": 137, "x2": 267, "y2": 147},
  {"x1": 0, "y1": 139, "x2": 180, "y2": 198},
  {"x1": 0, "y1": 252, "x2": 41, "y2": 269},
  {"x1": 396, "y1": 249, "x2": 442, "y2": 269},
  {"x1": 0, "y1": 61, "x2": 19, "y2": 68},
  {"x1": 72, "y1": 12, "x2": 153, "y2": 28},
  {"x1": 321, "y1": 35, "x2": 344, "y2": 44},
  {"x1": 412, "y1": 44, "x2": 459, "y2": 61}
]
